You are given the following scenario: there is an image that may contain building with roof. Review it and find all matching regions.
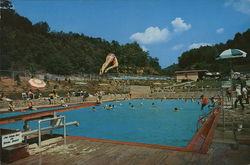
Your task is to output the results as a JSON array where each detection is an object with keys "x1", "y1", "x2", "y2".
[{"x1": 175, "y1": 70, "x2": 208, "y2": 82}]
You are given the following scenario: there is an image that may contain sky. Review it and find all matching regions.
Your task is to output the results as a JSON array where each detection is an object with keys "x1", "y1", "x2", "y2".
[{"x1": 11, "y1": 0, "x2": 250, "y2": 68}]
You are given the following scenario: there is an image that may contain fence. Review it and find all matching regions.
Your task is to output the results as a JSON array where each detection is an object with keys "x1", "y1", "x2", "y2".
[{"x1": 0, "y1": 70, "x2": 172, "y2": 82}]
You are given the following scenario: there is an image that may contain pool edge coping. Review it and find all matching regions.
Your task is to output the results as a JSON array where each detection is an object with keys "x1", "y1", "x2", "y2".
[{"x1": 67, "y1": 108, "x2": 221, "y2": 154}]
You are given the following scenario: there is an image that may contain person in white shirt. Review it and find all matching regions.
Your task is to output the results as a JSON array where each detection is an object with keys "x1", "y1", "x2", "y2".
[
  {"x1": 234, "y1": 85, "x2": 244, "y2": 110},
  {"x1": 242, "y1": 86, "x2": 248, "y2": 103}
]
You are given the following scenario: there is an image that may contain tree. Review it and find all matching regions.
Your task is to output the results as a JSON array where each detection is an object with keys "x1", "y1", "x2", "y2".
[
  {"x1": 33, "y1": 22, "x2": 50, "y2": 33},
  {"x1": 0, "y1": 0, "x2": 13, "y2": 9}
]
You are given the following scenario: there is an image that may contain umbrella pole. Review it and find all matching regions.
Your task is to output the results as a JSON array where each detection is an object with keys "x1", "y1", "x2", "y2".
[
  {"x1": 229, "y1": 60, "x2": 233, "y2": 80},
  {"x1": 221, "y1": 88, "x2": 225, "y2": 131}
]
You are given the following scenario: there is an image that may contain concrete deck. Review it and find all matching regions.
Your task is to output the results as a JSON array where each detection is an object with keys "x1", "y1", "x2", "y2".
[{"x1": 2, "y1": 137, "x2": 250, "y2": 165}]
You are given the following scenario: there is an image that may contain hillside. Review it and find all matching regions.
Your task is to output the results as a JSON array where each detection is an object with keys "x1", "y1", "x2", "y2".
[
  {"x1": 164, "y1": 29, "x2": 250, "y2": 75},
  {"x1": 0, "y1": 2, "x2": 161, "y2": 75}
]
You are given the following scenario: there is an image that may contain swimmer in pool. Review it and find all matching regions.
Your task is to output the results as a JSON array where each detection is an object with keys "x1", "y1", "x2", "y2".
[
  {"x1": 130, "y1": 105, "x2": 135, "y2": 110},
  {"x1": 103, "y1": 105, "x2": 108, "y2": 110},
  {"x1": 109, "y1": 104, "x2": 114, "y2": 109},
  {"x1": 173, "y1": 107, "x2": 179, "y2": 112}
]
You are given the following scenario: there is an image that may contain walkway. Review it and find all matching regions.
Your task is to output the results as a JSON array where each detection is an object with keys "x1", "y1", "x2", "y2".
[{"x1": 4, "y1": 137, "x2": 250, "y2": 165}]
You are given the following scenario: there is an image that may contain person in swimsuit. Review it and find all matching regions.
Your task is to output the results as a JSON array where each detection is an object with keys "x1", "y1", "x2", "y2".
[
  {"x1": 200, "y1": 95, "x2": 209, "y2": 110},
  {"x1": 99, "y1": 53, "x2": 119, "y2": 75}
]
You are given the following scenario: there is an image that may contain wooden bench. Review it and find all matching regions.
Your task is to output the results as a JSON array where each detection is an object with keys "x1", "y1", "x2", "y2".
[{"x1": 1, "y1": 143, "x2": 29, "y2": 163}]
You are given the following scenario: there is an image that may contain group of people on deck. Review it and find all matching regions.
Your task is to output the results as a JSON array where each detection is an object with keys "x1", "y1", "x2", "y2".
[
  {"x1": 234, "y1": 85, "x2": 249, "y2": 110},
  {"x1": 1, "y1": 52, "x2": 249, "y2": 114},
  {"x1": 0, "y1": 93, "x2": 15, "y2": 111},
  {"x1": 199, "y1": 95, "x2": 223, "y2": 110}
]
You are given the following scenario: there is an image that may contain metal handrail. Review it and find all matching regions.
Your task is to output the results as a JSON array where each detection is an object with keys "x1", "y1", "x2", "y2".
[
  {"x1": 196, "y1": 106, "x2": 219, "y2": 132},
  {"x1": 22, "y1": 121, "x2": 79, "y2": 136},
  {"x1": 37, "y1": 115, "x2": 66, "y2": 147}
]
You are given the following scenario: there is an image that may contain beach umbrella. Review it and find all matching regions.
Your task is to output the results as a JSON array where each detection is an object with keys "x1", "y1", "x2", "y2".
[
  {"x1": 216, "y1": 49, "x2": 247, "y2": 60},
  {"x1": 28, "y1": 78, "x2": 46, "y2": 89}
]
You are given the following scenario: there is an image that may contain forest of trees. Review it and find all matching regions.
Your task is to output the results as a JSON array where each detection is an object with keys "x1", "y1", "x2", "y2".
[
  {"x1": 0, "y1": 0, "x2": 161, "y2": 75},
  {"x1": 164, "y1": 29, "x2": 250, "y2": 75},
  {"x1": 1, "y1": 0, "x2": 249, "y2": 76}
]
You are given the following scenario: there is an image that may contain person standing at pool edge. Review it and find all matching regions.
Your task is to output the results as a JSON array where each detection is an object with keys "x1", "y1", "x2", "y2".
[
  {"x1": 99, "y1": 53, "x2": 119, "y2": 75},
  {"x1": 234, "y1": 85, "x2": 244, "y2": 110},
  {"x1": 200, "y1": 95, "x2": 209, "y2": 110}
]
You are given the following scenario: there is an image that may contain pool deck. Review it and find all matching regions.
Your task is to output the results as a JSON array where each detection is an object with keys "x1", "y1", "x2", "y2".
[{"x1": 3, "y1": 137, "x2": 250, "y2": 165}]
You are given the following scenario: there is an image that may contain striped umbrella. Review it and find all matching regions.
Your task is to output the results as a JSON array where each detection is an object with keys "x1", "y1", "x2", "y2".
[
  {"x1": 28, "y1": 78, "x2": 46, "y2": 89},
  {"x1": 216, "y1": 49, "x2": 247, "y2": 60}
]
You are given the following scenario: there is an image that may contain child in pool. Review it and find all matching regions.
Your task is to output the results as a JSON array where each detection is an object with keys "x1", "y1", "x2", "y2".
[{"x1": 173, "y1": 107, "x2": 179, "y2": 112}]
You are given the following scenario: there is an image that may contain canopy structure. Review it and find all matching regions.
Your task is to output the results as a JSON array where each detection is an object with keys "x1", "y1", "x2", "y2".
[
  {"x1": 28, "y1": 78, "x2": 46, "y2": 89},
  {"x1": 216, "y1": 49, "x2": 247, "y2": 60}
]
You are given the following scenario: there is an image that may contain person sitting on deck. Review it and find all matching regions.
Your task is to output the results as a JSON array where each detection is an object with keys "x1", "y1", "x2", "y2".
[
  {"x1": 48, "y1": 92, "x2": 55, "y2": 104},
  {"x1": 27, "y1": 99, "x2": 37, "y2": 111},
  {"x1": 60, "y1": 97, "x2": 68, "y2": 107},
  {"x1": 28, "y1": 89, "x2": 35, "y2": 99},
  {"x1": 208, "y1": 97, "x2": 217, "y2": 108},
  {"x1": 0, "y1": 93, "x2": 15, "y2": 111},
  {"x1": 52, "y1": 87, "x2": 57, "y2": 97}
]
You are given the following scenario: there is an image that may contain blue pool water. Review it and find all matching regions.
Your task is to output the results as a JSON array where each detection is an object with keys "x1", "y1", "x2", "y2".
[{"x1": 0, "y1": 99, "x2": 213, "y2": 147}]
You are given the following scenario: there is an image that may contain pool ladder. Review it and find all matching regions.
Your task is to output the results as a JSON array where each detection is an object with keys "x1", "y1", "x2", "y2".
[{"x1": 22, "y1": 114, "x2": 79, "y2": 147}]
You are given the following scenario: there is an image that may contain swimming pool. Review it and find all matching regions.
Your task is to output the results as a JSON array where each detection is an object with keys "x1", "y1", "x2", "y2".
[{"x1": 1, "y1": 99, "x2": 213, "y2": 148}]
